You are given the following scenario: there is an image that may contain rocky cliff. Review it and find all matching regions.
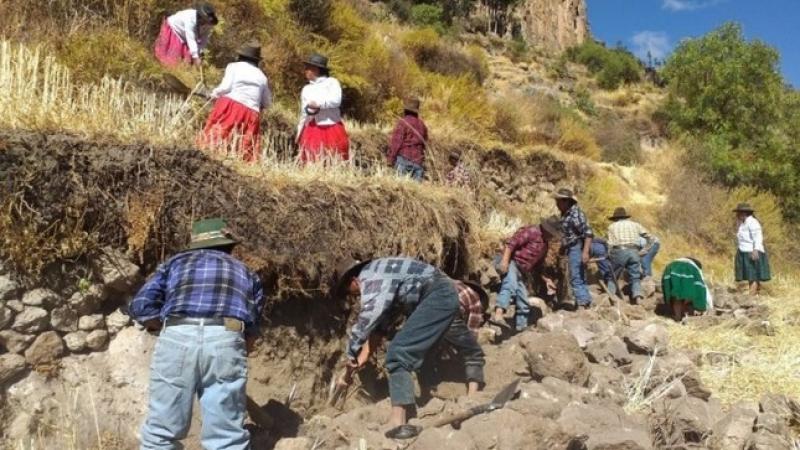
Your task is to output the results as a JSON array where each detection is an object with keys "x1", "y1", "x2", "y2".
[{"x1": 514, "y1": 0, "x2": 589, "y2": 51}]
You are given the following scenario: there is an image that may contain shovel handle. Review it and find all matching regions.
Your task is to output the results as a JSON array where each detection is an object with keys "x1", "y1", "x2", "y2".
[{"x1": 432, "y1": 405, "x2": 486, "y2": 428}]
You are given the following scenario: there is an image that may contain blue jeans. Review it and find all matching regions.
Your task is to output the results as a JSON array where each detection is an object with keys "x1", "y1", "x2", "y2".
[
  {"x1": 590, "y1": 241, "x2": 614, "y2": 285},
  {"x1": 419, "y1": 316, "x2": 485, "y2": 389},
  {"x1": 567, "y1": 244, "x2": 591, "y2": 305},
  {"x1": 395, "y1": 156, "x2": 424, "y2": 181},
  {"x1": 608, "y1": 248, "x2": 643, "y2": 299},
  {"x1": 140, "y1": 323, "x2": 249, "y2": 450},
  {"x1": 494, "y1": 257, "x2": 530, "y2": 330},
  {"x1": 641, "y1": 242, "x2": 660, "y2": 277}
]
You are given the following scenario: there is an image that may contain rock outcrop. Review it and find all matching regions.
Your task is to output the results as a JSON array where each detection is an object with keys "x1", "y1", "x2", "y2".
[{"x1": 514, "y1": 0, "x2": 589, "y2": 51}]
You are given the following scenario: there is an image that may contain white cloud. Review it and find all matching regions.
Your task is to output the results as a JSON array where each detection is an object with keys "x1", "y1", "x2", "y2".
[
  {"x1": 662, "y1": 0, "x2": 725, "y2": 12},
  {"x1": 631, "y1": 31, "x2": 671, "y2": 62}
]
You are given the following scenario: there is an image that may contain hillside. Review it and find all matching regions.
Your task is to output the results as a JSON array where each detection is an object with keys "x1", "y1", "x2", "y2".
[{"x1": 1, "y1": 1, "x2": 800, "y2": 449}]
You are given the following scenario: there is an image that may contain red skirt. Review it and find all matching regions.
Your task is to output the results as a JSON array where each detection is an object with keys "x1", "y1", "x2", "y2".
[
  {"x1": 298, "y1": 121, "x2": 350, "y2": 163},
  {"x1": 154, "y1": 20, "x2": 191, "y2": 67},
  {"x1": 197, "y1": 97, "x2": 261, "y2": 162}
]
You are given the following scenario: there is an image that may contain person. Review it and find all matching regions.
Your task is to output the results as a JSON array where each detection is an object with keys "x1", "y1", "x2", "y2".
[
  {"x1": 606, "y1": 207, "x2": 652, "y2": 304},
  {"x1": 492, "y1": 218, "x2": 561, "y2": 331},
  {"x1": 662, "y1": 257, "x2": 712, "y2": 321},
  {"x1": 333, "y1": 257, "x2": 470, "y2": 440},
  {"x1": 734, "y1": 203, "x2": 771, "y2": 295},
  {"x1": 554, "y1": 188, "x2": 594, "y2": 308},
  {"x1": 639, "y1": 234, "x2": 661, "y2": 279},
  {"x1": 198, "y1": 42, "x2": 272, "y2": 162},
  {"x1": 445, "y1": 151, "x2": 472, "y2": 187},
  {"x1": 387, "y1": 98, "x2": 428, "y2": 181},
  {"x1": 587, "y1": 237, "x2": 616, "y2": 293},
  {"x1": 296, "y1": 53, "x2": 349, "y2": 163},
  {"x1": 154, "y1": 3, "x2": 218, "y2": 68},
  {"x1": 130, "y1": 218, "x2": 265, "y2": 450}
]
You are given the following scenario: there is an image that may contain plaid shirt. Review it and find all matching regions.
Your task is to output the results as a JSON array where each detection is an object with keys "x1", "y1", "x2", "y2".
[
  {"x1": 560, "y1": 204, "x2": 594, "y2": 248},
  {"x1": 455, "y1": 281, "x2": 484, "y2": 333},
  {"x1": 506, "y1": 225, "x2": 548, "y2": 273},
  {"x1": 130, "y1": 249, "x2": 265, "y2": 336},
  {"x1": 607, "y1": 219, "x2": 650, "y2": 248},
  {"x1": 387, "y1": 114, "x2": 428, "y2": 166},
  {"x1": 445, "y1": 162, "x2": 472, "y2": 187}
]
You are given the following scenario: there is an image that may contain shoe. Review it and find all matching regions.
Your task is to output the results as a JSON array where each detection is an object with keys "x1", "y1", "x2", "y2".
[
  {"x1": 487, "y1": 318, "x2": 511, "y2": 330},
  {"x1": 385, "y1": 424, "x2": 421, "y2": 440},
  {"x1": 631, "y1": 296, "x2": 643, "y2": 305}
]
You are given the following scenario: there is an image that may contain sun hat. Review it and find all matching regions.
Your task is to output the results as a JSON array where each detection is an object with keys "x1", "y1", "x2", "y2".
[
  {"x1": 332, "y1": 258, "x2": 372, "y2": 298},
  {"x1": 608, "y1": 207, "x2": 631, "y2": 221},
  {"x1": 733, "y1": 203, "x2": 754, "y2": 213},
  {"x1": 196, "y1": 2, "x2": 219, "y2": 25},
  {"x1": 540, "y1": 216, "x2": 563, "y2": 238},
  {"x1": 304, "y1": 53, "x2": 329, "y2": 70},
  {"x1": 403, "y1": 97, "x2": 421, "y2": 114},
  {"x1": 187, "y1": 218, "x2": 238, "y2": 250},
  {"x1": 237, "y1": 41, "x2": 262, "y2": 62},
  {"x1": 553, "y1": 188, "x2": 578, "y2": 202}
]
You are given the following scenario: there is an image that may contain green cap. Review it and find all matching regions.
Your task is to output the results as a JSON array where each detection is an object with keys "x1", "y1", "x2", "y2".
[{"x1": 187, "y1": 218, "x2": 239, "y2": 250}]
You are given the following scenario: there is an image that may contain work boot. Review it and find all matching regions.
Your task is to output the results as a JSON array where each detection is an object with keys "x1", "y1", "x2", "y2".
[{"x1": 385, "y1": 424, "x2": 421, "y2": 440}]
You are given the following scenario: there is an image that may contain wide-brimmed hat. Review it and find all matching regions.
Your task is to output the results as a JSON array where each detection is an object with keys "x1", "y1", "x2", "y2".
[
  {"x1": 733, "y1": 203, "x2": 754, "y2": 213},
  {"x1": 540, "y1": 216, "x2": 562, "y2": 238},
  {"x1": 608, "y1": 207, "x2": 631, "y2": 221},
  {"x1": 195, "y1": 2, "x2": 219, "y2": 25},
  {"x1": 304, "y1": 53, "x2": 329, "y2": 70},
  {"x1": 237, "y1": 42, "x2": 262, "y2": 62},
  {"x1": 553, "y1": 188, "x2": 578, "y2": 202},
  {"x1": 403, "y1": 97, "x2": 421, "y2": 114},
  {"x1": 187, "y1": 218, "x2": 238, "y2": 250},
  {"x1": 332, "y1": 258, "x2": 372, "y2": 298},
  {"x1": 461, "y1": 280, "x2": 489, "y2": 310}
]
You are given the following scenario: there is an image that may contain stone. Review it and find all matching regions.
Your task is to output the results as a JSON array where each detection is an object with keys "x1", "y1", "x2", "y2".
[
  {"x1": 21, "y1": 288, "x2": 59, "y2": 308},
  {"x1": 586, "y1": 336, "x2": 632, "y2": 367},
  {"x1": 512, "y1": 0, "x2": 589, "y2": 52},
  {"x1": 0, "y1": 330, "x2": 36, "y2": 354},
  {"x1": 746, "y1": 430, "x2": 793, "y2": 450},
  {"x1": 0, "y1": 353, "x2": 27, "y2": 384},
  {"x1": 519, "y1": 331, "x2": 590, "y2": 385},
  {"x1": 709, "y1": 406, "x2": 758, "y2": 450},
  {"x1": 662, "y1": 396, "x2": 724, "y2": 443},
  {"x1": 409, "y1": 427, "x2": 478, "y2": 450},
  {"x1": 7, "y1": 412, "x2": 33, "y2": 443},
  {"x1": 63, "y1": 331, "x2": 88, "y2": 352},
  {"x1": 683, "y1": 371, "x2": 712, "y2": 401},
  {"x1": 86, "y1": 329, "x2": 109, "y2": 351},
  {"x1": 564, "y1": 322, "x2": 596, "y2": 348},
  {"x1": 105, "y1": 309, "x2": 131, "y2": 334},
  {"x1": 587, "y1": 364, "x2": 627, "y2": 405},
  {"x1": 624, "y1": 323, "x2": 669, "y2": 355},
  {"x1": 537, "y1": 313, "x2": 564, "y2": 332},
  {"x1": 79, "y1": 314, "x2": 105, "y2": 331},
  {"x1": 11, "y1": 307, "x2": 49, "y2": 333},
  {"x1": 50, "y1": 305, "x2": 79, "y2": 332},
  {"x1": 92, "y1": 247, "x2": 141, "y2": 292},
  {"x1": 68, "y1": 284, "x2": 106, "y2": 315},
  {"x1": 0, "y1": 304, "x2": 14, "y2": 329},
  {"x1": 0, "y1": 274, "x2": 21, "y2": 300},
  {"x1": 477, "y1": 326, "x2": 500, "y2": 345},
  {"x1": 24, "y1": 331, "x2": 65, "y2": 365},
  {"x1": 273, "y1": 437, "x2": 313, "y2": 450},
  {"x1": 6, "y1": 299, "x2": 24, "y2": 312},
  {"x1": 558, "y1": 403, "x2": 652, "y2": 449}
]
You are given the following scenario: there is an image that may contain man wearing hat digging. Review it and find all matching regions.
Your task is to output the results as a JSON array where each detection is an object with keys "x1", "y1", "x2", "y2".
[
  {"x1": 332, "y1": 257, "x2": 465, "y2": 440},
  {"x1": 606, "y1": 207, "x2": 653, "y2": 304},
  {"x1": 198, "y1": 41, "x2": 272, "y2": 162},
  {"x1": 297, "y1": 52, "x2": 350, "y2": 163},
  {"x1": 554, "y1": 188, "x2": 595, "y2": 307},
  {"x1": 387, "y1": 97, "x2": 429, "y2": 181},
  {"x1": 734, "y1": 202, "x2": 771, "y2": 295},
  {"x1": 130, "y1": 218, "x2": 264, "y2": 450}
]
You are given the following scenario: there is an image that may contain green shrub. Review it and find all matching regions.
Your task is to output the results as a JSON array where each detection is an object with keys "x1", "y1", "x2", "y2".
[
  {"x1": 401, "y1": 28, "x2": 487, "y2": 83},
  {"x1": 558, "y1": 116, "x2": 600, "y2": 160},
  {"x1": 58, "y1": 28, "x2": 163, "y2": 84},
  {"x1": 288, "y1": 0, "x2": 332, "y2": 33},
  {"x1": 410, "y1": 3, "x2": 444, "y2": 29},
  {"x1": 574, "y1": 88, "x2": 596, "y2": 116},
  {"x1": 566, "y1": 41, "x2": 642, "y2": 90},
  {"x1": 387, "y1": 0, "x2": 413, "y2": 21}
]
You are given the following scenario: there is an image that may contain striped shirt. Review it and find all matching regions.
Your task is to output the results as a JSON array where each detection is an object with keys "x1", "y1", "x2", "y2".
[
  {"x1": 607, "y1": 219, "x2": 650, "y2": 248},
  {"x1": 455, "y1": 281, "x2": 484, "y2": 333}
]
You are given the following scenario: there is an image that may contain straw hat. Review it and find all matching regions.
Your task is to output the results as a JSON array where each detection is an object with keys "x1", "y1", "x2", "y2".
[
  {"x1": 733, "y1": 203, "x2": 754, "y2": 213},
  {"x1": 553, "y1": 188, "x2": 578, "y2": 202},
  {"x1": 608, "y1": 207, "x2": 631, "y2": 221},
  {"x1": 540, "y1": 216, "x2": 562, "y2": 238},
  {"x1": 332, "y1": 258, "x2": 372, "y2": 298},
  {"x1": 304, "y1": 53, "x2": 329, "y2": 70},
  {"x1": 237, "y1": 42, "x2": 262, "y2": 62},
  {"x1": 403, "y1": 97, "x2": 421, "y2": 114},
  {"x1": 187, "y1": 218, "x2": 238, "y2": 250}
]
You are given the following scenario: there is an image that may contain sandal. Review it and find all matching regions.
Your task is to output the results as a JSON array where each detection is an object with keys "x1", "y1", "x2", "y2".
[
  {"x1": 487, "y1": 318, "x2": 511, "y2": 329},
  {"x1": 385, "y1": 424, "x2": 421, "y2": 440}
]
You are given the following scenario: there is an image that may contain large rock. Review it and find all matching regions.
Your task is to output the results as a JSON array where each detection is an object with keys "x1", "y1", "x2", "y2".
[
  {"x1": 0, "y1": 303, "x2": 14, "y2": 329},
  {"x1": 586, "y1": 336, "x2": 632, "y2": 367},
  {"x1": 709, "y1": 406, "x2": 757, "y2": 450},
  {"x1": 409, "y1": 427, "x2": 478, "y2": 450},
  {"x1": 624, "y1": 323, "x2": 669, "y2": 355},
  {"x1": 558, "y1": 403, "x2": 652, "y2": 449},
  {"x1": 0, "y1": 330, "x2": 36, "y2": 353},
  {"x1": 537, "y1": 313, "x2": 564, "y2": 332},
  {"x1": 86, "y1": 329, "x2": 109, "y2": 351},
  {"x1": 79, "y1": 314, "x2": 105, "y2": 331},
  {"x1": 6, "y1": 299, "x2": 24, "y2": 312},
  {"x1": 563, "y1": 321, "x2": 596, "y2": 348},
  {"x1": 519, "y1": 331, "x2": 590, "y2": 385},
  {"x1": 273, "y1": 437, "x2": 313, "y2": 450},
  {"x1": 92, "y1": 247, "x2": 140, "y2": 293},
  {"x1": 63, "y1": 331, "x2": 88, "y2": 352},
  {"x1": 50, "y1": 305, "x2": 79, "y2": 332},
  {"x1": 24, "y1": 331, "x2": 65, "y2": 365},
  {"x1": 512, "y1": 0, "x2": 589, "y2": 52},
  {"x1": 659, "y1": 397, "x2": 724, "y2": 443},
  {"x1": 105, "y1": 309, "x2": 131, "y2": 334},
  {"x1": 11, "y1": 307, "x2": 49, "y2": 333},
  {"x1": 0, "y1": 274, "x2": 21, "y2": 300},
  {"x1": 21, "y1": 288, "x2": 59, "y2": 308},
  {"x1": 0, "y1": 353, "x2": 27, "y2": 384},
  {"x1": 68, "y1": 284, "x2": 106, "y2": 315}
]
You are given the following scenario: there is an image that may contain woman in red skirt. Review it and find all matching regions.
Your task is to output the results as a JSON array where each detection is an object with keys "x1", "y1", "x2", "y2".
[
  {"x1": 296, "y1": 53, "x2": 349, "y2": 163},
  {"x1": 154, "y1": 3, "x2": 218, "y2": 67},
  {"x1": 197, "y1": 42, "x2": 272, "y2": 162}
]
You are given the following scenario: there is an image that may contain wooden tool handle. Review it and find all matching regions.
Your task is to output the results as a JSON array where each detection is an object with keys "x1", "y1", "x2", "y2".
[{"x1": 432, "y1": 405, "x2": 486, "y2": 428}]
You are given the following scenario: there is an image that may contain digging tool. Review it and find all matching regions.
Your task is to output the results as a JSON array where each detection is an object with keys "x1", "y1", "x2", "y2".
[
  {"x1": 246, "y1": 395, "x2": 274, "y2": 429},
  {"x1": 431, "y1": 378, "x2": 521, "y2": 428},
  {"x1": 163, "y1": 73, "x2": 210, "y2": 99}
]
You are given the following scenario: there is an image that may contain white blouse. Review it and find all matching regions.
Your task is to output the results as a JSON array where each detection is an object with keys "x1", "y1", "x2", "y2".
[
  {"x1": 210, "y1": 62, "x2": 272, "y2": 113},
  {"x1": 296, "y1": 76, "x2": 343, "y2": 136},
  {"x1": 167, "y1": 9, "x2": 211, "y2": 59},
  {"x1": 737, "y1": 216, "x2": 765, "y2": 253}
]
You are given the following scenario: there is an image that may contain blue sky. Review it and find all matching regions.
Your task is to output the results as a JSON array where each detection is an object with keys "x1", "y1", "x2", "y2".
[{"x1": 588, "y1": 0, "x2": 800, "y2": 87}]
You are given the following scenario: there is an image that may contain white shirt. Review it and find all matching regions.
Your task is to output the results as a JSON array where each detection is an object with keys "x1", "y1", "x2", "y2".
[
  {"x1": 210, "y1": 62, "x2": 272, "y2": 113},
  {"x1": 167, "y1": 9, "x2": 211, "y2": 59},
  {"x1": 737, "y1": 216, "x2": 765, "y2": 253},
  {"x1": 297, "y1": 76, "x2": 343, "y2": 136}
]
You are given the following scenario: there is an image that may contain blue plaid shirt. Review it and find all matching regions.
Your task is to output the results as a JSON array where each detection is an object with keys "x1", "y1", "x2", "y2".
[
  {"x1": 130, "y1": 249, "x2": 265, "y2": 336},
  {"x1": 561, "y1": 203, "x2": 594, "y2": 248}
]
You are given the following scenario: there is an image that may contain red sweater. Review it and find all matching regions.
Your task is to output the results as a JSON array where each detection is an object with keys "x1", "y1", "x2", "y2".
[{"x1": 387, "y1": 114, "x2": 428, "y2": 166}]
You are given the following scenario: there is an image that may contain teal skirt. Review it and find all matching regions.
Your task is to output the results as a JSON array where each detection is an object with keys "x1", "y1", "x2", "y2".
[{"x1": 735, "y1": 249, "x2": 771, "y2": 282}]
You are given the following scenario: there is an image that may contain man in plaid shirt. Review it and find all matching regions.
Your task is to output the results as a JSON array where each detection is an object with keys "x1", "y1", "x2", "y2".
[
  {"x1": 130, "y1": 218, "x2": 264, "y2": 450},
  {"x1": 606, "y1": 207, "x2": 652, "y2": 303}
]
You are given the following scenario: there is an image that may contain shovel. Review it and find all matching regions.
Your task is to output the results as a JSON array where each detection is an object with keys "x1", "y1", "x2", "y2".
[
  {"x1": 163, "y1": 73, "x2": 210, "y2": 99},
  {"x1": 431, "y1": 378, "x2": 521, "y2": 428},
  {"x1": 246, "y1": 395, "x2": 274, "y2": 429}
]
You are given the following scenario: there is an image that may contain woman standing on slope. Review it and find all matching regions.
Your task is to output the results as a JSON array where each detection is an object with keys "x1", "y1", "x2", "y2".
[
  {"x1": 198, "y1": 42, "x2": 272, "y2": 162},
  {"x1": 734, "y1": 203, "x2": 771, "y2": 295},
  {"x1": 296, "y1": 53, "x2": 349, "y2": 163},
  {"x1": 154, "y1": 3, "x2": 218, "y2": 67}
]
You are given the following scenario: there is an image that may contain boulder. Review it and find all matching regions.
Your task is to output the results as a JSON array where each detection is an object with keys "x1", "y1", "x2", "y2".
[
  {"x1": 0, "y1": 275, "x2": 21, "y2": 300},
  {"x1": 477, "y1": 326, "x2": 500, "y2": 345},
  {"x1": 537, "y1": 313, "x2": 564, "y2": 332},
  {"x1": 624, "y1": 323, "x2": 668, "y2": 355},
  {"x1": 68, "y1": 285, "x2": 106, "y2": 315},
  {"x1": 0, "y1": 304, "x2": 14, "y2": 329},
  {"x1": 587, "y1": 365, "x2": 627, "y2": 405},
  {"x1": 105, "y1": 309, "x2": 131, "y2": 334},
  {"x1": 86, "y1": 329, "x2": 109, "y2": 351},
  {"x1": 0, "y1": 330, "x2": 36, "y2": 354},
  {"x1": 24, "y1": 331, "x2": 65, "y2": 365},
  {"x1": 519, "y1": 331, "x2": 590, "y2": 385},
  {"x1": 21, "y1": 288, "x2": 59, "y2": 308},
  {"x1": 563, "y1": 322, "x2": 596, "y2": 348},
  {"x1": 709, "y1": 406, "x2": 757, "y2": 450},
  {"x1": 558, "y1": 403, "x2": 652, "y2": 449},
  {"x1": 0, "y1": 353, "x2": 27, "y2": 384},
  {"x1": 63, "y1": 331, "x2": 88, "y2": 352},
  {"x1": 273, "y1": 437, "x2": 313, "y2": 450},
  {"x1": 6, "y1": 299, "x2": 24, "y2": 312},
  {"x1": 758, "y1": 394, "x2": 799, "y2": 423},
  {"x1": 78, "y1": 314, "x2": 105, "y2": 331},
  {"x1": 586, "y1": 336, "x2": 632, "y2": 367},
  {"x1": 50, "y1": 305, "x2": 79, "y2": 332},
  {"x1": 92, "y1": 247, "x2": 141, "y2": 293},
  {"x1": 683, "y1": 371, "x2": 712, "y2": 401},
  {"x1": 11, "y1": 307, "x2": 49, "y2": 333},
  {"x1": 409, "y1": 427, "x2": 479, "y2": 450},
  {"x1": 746, "y1": 431, "x2": 793, "y2": 450},
  {"x1": 660, "y1": 396, "x2": 724, "y2": 443}
]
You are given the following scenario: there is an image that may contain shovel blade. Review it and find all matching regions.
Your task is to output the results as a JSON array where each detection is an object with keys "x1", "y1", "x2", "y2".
[{"x1": 488, "y1": 378, "x2": 521, "y2": 410}]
